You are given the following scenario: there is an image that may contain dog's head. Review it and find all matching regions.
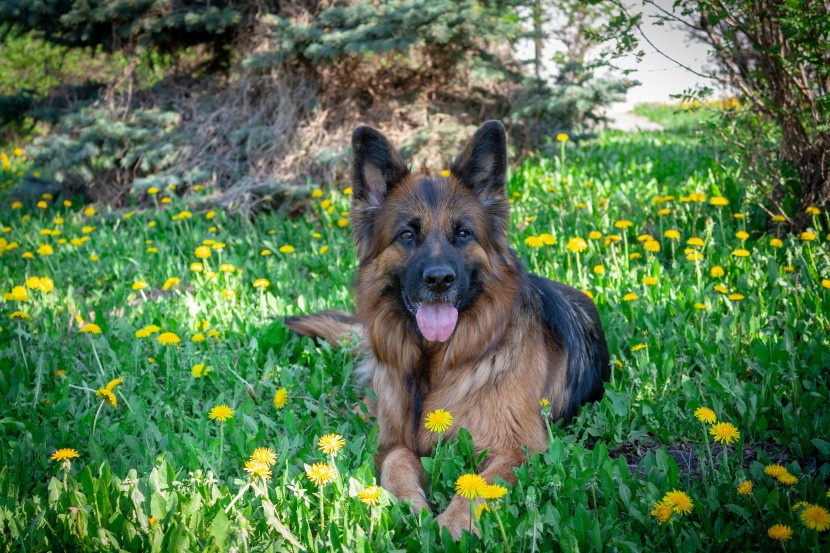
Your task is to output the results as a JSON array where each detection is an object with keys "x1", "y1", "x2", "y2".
[{"x1": 350, "y1": 121, "x2": 512, "y2": 344}]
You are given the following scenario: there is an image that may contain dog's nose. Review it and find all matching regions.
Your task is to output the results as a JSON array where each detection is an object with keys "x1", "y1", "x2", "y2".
[{"x1": 423, "y1": 265, "x2": 456, "y2": 292}]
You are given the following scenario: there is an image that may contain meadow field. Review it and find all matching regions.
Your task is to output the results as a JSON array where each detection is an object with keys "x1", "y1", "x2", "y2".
[{"x1": 0, "y1": 119, "x2": 829, "y2": 551}]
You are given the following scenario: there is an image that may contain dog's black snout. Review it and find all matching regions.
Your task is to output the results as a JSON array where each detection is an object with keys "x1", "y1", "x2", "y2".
[{"x1": 423, "y1": 265, "x2": 456, "y2": 292}]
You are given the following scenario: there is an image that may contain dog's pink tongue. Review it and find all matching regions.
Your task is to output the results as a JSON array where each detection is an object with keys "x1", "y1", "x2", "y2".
[{"x1": 415, "y1": 303, "x2": 458, "y2": 342}]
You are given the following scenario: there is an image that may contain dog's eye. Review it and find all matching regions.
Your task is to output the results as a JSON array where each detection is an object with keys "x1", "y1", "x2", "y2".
[
  {"x1": 399, "y1": 230, "x2": 415, "y2": 242},
  {"x1": 456, "y1": 228, "x2": 472, "y2": 240}
]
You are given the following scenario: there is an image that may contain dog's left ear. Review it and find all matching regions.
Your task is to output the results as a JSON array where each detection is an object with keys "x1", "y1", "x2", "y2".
[{"x1": 450, "y1": 120, "x2": 507, "y2": 200}]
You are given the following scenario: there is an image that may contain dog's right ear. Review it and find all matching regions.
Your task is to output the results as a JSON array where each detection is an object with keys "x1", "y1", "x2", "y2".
[{"x1": 352, "y1": 126, "x2": 409, "y2": 208}]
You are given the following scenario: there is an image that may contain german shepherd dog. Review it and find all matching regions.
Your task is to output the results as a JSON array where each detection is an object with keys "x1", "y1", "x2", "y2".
[{"x1": 286, "y1": 121, "x2": 609, "y2": 538}]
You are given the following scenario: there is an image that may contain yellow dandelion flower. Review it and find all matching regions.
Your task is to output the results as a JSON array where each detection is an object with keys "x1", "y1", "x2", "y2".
[
  {"x1": 318, "y1": 433, "x2": 346, "y2": 456},
  {"x1": 736, "y1": 481, "x2": 753, "y2": 495},
  {"x1": 732, "y1": 248, "x2": 750, "y2": 258},
  {"x1": 132, "y1": 280, "x2": 148, "y2": 291},
  {"x1": 194, "y1": 246, "x2": 211, "y2": 259},
  {"x1": 764, "y1": 464, "x2": 788, "y2": 478},
  {"x1": 801, "y1": 231, "x2": 817, "y2": 241},
  {"x1": 273, "y1": 387, "x2": 288, "y2": 408},
  {"x1": 305, "y1": 462, "x2": 336, "y2": 486},
  {"x1": 50, "y1": 448, "x2": 80, "y2": 462},
  {"x1": 10, "y1": 285, "x2": 28, "y2": 301},
  {"x1": 593, "y1": 264, "x2": 605, "y2": 275},
  {"x1": 539, "y1": 398, "x2": 550, "y2": 407},
  {"x1": 583, "y1": 289, "x2": 593, "y2": 298},
  {"x1": 79, "y1": 323, "x2": 101, "y2": 334},
  {"x1": 455, "y1": 473, "x2": 487, "y2": 499},
  {"x1": 251, "y1": 447, "x2": 277, "y2": 467},
  {"x1": 694, "y1": 407, "x2": 717, "y2": 424},
  {"x1": 219, "y1": 263, "x2": 235, "y2": 273},
  {"x1": 337, "y1": 218, "x2": 349, "y2": 228},
  {"x1": 772, "y1": 214, "x2": 786, "y2": 222},
  {"x1": 642, "y1": 276, "x2": 658, "y2": 286},
  {"x1": 539, "y1": 233, "x2": 556, "y2": 245},
  {"x1": 643, "y1": 240, "x2": 660, "y2": 252},
  {"x1": 777, "y1": 472, "x2": 798, "y2": 486},
  {"x1": 735, "y1": 231, "x2": 749, "y2": 240},
  {"x1": 191, "y1": 363, "x2": 209, "y2": 378},
  {"x1": 343, "y1": 187, "x2": 353, "y2": 195},
  {"x1": 622, "y1": 292, "x2": 638, "y2": 302},
  {"x1": 524, "y1": 235, "x2": 544, "y2": 248},
  {"x1": 10, "y1": 311, "x2": 30, "y2": 320},
  {"x1": 162, "y1": 277, "x2": 180, "y2": 291},
  {"x1": 657, "y1": 208, "x2": 671, "y2": 216},
  {"x1": 664, "y1": 490, "x2": 694, "y2": 515},
  {"x1": 588, "y1": 231, "x2": 602, "y2": 240},
  {"x1": 651, "y1": 500, "x2": 673, "y2": 524},
  {"x1": 480, "y1": 484, "x2": 507, "y2": 500},
  {"x1": 686, "y1": 237, "x2": 704, "y2": 247},
  {"x1": 37, "y1": 244, "x2": 54, "y2": 256},
  {"x1": 157, "y1": 332, "x2": 180, "y2": 346},
  {"x1": 279, "y1": 245, "x2": 295, "y2": 253},
  {"x1": 710, "y1": 422, "x2": 740, "y2": 444},
  {"x1": 767, "y1": 524, "x2": 792, "y2": 541},
  {"x1": 710, "y1": 265, "x2": 725, "y2": 278},
  {"x1": 664, "y1": 230, "x2": 680, "y2": 240},
  {"x1": 770, "y1": 238, "x2": 783, "y2": 248},
  {"x1": 694, "y1": 303, "x2": 708, "y2": 310},
  {"x1": 556, "y1": 133, "x2": 569, "y2": 142},
  {"x1": 806, "y1": 206, "x2": 821, "y2": 215},
  {"x1": 318, "y1": 245, "x2": 329, "y2": 254},
  {"x1": 253, "y1": 278, "x2": 270, "y2": 289},
  {"x1": 615, "y1": 219, "x2": 633, "y2": 229},
  {"x1": 631, "y1": 343, "x2": 646, "y2": 352},
  {"x1": 105, "y1": 377, "x2": 123, "y2": 391},
  {"x1": 822, "y1": 279, "x2": 830, "y2": 289},
  {"x1": 710, "y1": 196, "x2": 729, "y2": 206},
  {"x1": 209, "y1": 404, "x2": 234, "y2": 422},
  {"x1": 243, "y1": 459, "x2": 272, "y2": 480},
  {"x1": 36, "y1": 277, "x2": 54, "y2": 293},
  {"x1": 566, "y1": 238, "x2": 588, "y2": 253},
  {"x1": 424, "y1": 409, "x2": 453, "y2": 433},
  {"x1": 95, "y1": 388, "x2": 117, "y2": 406},
  {"x1": 728, "y1": 293, "x2": 745, "y2": 301},
  {"x1": 359, "y1": 485, "x2": 382, "y2": 506},
  {"x1": 801, "y1": 504, "x2": 830, "y2": 532}
]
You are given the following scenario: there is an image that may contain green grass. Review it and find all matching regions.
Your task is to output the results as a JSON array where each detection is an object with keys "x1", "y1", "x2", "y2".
[
  {"x1": 632, "y1": 102, "x2": 719, "y2": 133},
  {"x1": 0, "y1": 128, "x2": 829, "y2": 552}
]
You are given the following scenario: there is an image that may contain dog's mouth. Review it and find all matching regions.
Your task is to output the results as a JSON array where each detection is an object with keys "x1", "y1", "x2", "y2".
[{"x1": 403, "y1": 294, "x2": 459, "y2": 343}]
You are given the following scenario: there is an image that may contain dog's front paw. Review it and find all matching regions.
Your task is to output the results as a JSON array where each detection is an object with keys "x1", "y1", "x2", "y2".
[{"x1": 435, "y1": 501, "x2": 478, "y2": 540}]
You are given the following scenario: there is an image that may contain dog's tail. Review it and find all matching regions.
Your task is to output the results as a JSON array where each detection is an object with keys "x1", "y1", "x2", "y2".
[{"x1": 284, "y1": 310, "x2": 361, "y2": 346}]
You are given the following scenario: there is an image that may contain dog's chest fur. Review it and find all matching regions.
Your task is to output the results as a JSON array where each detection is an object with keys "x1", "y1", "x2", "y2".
[{"x1": 368, "y1": 306, "x2": 554, "y2": 461}]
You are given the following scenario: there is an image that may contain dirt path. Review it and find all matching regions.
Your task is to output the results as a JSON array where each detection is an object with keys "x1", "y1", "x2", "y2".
[{"x1": 603, "y1": 108, "x2": 663, "y2": 132}]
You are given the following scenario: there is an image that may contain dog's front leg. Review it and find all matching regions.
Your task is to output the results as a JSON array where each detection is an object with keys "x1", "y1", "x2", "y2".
[
  {"x1": 435, "y1": 447, "x2": 524, "y2": 540},
  {"x1": 380, "y1": 446, "x2": 431, "y2": 513}
]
